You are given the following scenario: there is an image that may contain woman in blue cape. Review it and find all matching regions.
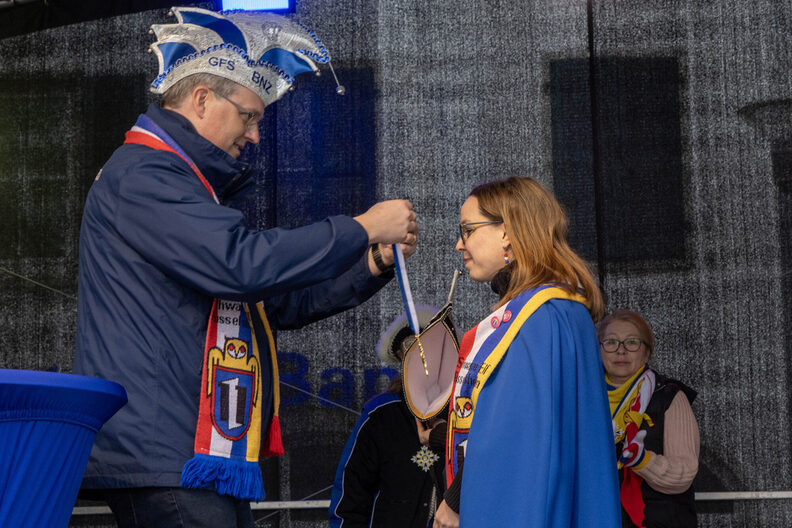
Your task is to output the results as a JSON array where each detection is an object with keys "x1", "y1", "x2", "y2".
[{"x1": 433, "y1": 177, "x2": 620, "y2": 527}]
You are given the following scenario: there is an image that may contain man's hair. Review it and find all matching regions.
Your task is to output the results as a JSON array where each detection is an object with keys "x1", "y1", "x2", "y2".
[
  {"x1": 160, "y1": 73, "x2": 240, "y2": 108},
  {"x1": 470, "y1": 176, "x2": 605, "y2": 320},
  {"x1": 597, "y1": 309, "x2": 655, "y2": 357}
]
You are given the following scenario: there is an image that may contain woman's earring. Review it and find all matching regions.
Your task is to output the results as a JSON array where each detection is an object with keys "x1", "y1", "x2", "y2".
[{"x1": 504, "y1": 252, "x2": 510, "y2": 265}]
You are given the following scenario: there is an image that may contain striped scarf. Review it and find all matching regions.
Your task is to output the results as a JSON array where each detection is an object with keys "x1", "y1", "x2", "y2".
[{"x1": 607, "y1": 365, "x2": 656, "y2": 527}]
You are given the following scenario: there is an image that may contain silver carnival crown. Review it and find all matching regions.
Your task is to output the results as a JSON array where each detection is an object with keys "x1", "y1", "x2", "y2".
[{"x1": 148, "y1": 7, "x2": 343, "y2": 106}]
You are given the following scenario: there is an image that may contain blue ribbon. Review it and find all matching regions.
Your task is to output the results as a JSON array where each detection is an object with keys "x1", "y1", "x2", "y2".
[{"x1": 392, "y1": 244, "x2": 419, "y2": 334}]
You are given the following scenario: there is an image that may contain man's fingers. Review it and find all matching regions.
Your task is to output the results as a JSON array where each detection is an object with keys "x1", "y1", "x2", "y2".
[{"x1": 354, "y1": 199, "x2": 418, "y2": 245}]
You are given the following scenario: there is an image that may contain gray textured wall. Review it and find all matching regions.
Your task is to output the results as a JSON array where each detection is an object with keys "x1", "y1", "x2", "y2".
[{"x1": 1, "y1": 0, "x2": 792, "y2": 526}]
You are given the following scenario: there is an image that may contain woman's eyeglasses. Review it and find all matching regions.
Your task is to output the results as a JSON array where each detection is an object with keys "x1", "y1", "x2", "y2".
[
  {"x1": 458, "y1": 221, "x2": 502, "y2": 242},
  {"x1": 600, "y1": 338, "x2": 645, "y2": 353}
]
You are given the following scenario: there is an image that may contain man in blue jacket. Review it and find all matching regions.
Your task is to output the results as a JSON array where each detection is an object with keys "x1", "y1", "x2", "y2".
[{"x1": 72, "y1": 8, "x2": 417, "y2": 527}]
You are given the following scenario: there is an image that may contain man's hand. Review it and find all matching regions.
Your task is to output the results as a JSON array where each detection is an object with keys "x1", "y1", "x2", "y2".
[
  {"x1": 354, "y1": 200, "x2": 417, "y2": 246},
  {"x1": 433, "y1": 500, "x2": 459, "y2": 528},
  {"x1": 378, "y1": 233, "x2": 417, "y2": 268}
]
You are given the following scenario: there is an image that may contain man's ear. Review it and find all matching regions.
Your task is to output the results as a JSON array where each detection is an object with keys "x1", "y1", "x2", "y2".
[{"x1": 191, "y1": 86, "x2": 211, "y2": 118}]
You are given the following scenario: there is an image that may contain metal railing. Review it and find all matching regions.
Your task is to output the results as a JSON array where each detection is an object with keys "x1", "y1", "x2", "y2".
[
  {"x1": 72, "y1": 492, "x2": 792, "y2": 518},
  {"x1": 72, "y1": 499, "x2": 331, "y2": 517}
]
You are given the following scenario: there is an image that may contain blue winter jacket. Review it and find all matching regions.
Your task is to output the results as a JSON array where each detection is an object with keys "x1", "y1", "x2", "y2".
[{"x1": 73, "y1": 103, "x2": 391, "y2": 489}]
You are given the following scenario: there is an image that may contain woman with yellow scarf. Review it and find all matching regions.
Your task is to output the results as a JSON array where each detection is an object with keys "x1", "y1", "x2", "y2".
[{"x1": 598, "y1": 309, "x2": 699, "y2": 528}]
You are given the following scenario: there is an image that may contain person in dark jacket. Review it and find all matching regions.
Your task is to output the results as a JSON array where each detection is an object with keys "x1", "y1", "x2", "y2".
[
  {"x1": 330, "y1": 308, "x2": 442, "y2": 528},
  {"x1": 72, "y1": 8, "x2": 417, "y2": 528}
]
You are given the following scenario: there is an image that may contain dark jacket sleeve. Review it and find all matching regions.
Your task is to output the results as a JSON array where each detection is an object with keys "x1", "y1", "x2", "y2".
[
  {"x1": 263, "y1": 253, "x2": 393, "y2": 330},
  {"x1": 426, "y1": 419, "x2": 461, "y2": 511},
  {"x1": 329, "y1": 409, "x2": 382, "y2": 527},
  {"x1": 443, "y1": 468, "x2": 462, "y2": 513},
  {"x1": 428, "y1": 421, "x2": 447, "y2": 452},
  {"x1": 114, "y1": 151, "x2": 370, "y2": 301}
]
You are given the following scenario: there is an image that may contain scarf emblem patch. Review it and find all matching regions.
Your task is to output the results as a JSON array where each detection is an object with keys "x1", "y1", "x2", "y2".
[{"x1": 208, "y1": 336, "x2": 260, "y2": 441}]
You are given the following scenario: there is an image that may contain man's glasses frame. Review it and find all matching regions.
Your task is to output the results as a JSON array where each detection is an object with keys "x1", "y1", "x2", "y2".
[
  {"x1": 600, "y1": 338, "x2": 646, "y2": 353},
  {"x1": 458, "y1": 220, "x2": 502, "y2": 242},
  {"x1": 210, "y1": 89, "x2": 260, "y2": 130}
]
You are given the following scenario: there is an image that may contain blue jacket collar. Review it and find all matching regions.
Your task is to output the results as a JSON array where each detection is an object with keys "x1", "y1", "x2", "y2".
[{"x1": 143, "y1": 103, "x2": 251, "y2": 200}]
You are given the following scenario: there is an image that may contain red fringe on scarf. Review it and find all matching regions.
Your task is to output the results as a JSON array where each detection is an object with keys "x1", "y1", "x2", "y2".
[{"x1": 260, "y1": 415, "x2": 284, "y2": 457}]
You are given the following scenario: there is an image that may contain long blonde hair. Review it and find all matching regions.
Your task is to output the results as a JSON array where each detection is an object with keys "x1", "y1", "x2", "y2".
[{"x1": 470, "y1": 176, "x2": 604, "y2": 320}]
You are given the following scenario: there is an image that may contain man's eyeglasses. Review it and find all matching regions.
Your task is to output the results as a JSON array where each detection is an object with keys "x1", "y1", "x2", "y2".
[
  {"x1": 210, "y1": 89, "x2": 260, "y2": 130},
  {"x1": 600, "y1": 338, "x2": 646, "y2": 353},
  {"x1": 458, "y1": 221, "x2": 502, "y2": 242}
]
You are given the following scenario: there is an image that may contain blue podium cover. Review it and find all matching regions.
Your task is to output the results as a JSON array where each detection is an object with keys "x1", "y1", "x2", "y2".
[{"x1": 0, "y1": 369, "x2": 127, "y2": 528}]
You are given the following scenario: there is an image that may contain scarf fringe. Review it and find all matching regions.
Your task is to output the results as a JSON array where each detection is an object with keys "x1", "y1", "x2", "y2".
[
  {"x1": 260, "y1": 415, "x2": 284, "y2": 457},
  {"x1": 181, "y1": 453, "x2": 265, "y2": 501}
]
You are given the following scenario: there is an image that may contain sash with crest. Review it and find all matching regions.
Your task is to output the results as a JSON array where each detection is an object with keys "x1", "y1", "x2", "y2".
[
  {"x1": 445, "y1": 285, "x2": 585, "y2": 485},
  {"x1": 124, "y1": 114, "x2": 283, "y2": 500}
]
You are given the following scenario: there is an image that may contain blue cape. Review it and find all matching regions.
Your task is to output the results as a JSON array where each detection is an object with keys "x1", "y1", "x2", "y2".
[{"x1": 459, "y1": 299, "x2": 621, "y2": 527}]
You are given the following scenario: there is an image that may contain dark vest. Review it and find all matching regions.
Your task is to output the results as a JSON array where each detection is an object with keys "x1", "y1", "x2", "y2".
[{"x1": 620, "y1": 371, "x2": 698, "y2": 528}]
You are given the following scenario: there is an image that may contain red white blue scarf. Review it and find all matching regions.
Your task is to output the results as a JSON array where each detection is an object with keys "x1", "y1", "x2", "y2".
[
  {"x1": 124, "y1": 114, "x2": 283, "y2": 500},
  {"x1": 608, "y1": 365, "x2": 656, "y2": 527}
]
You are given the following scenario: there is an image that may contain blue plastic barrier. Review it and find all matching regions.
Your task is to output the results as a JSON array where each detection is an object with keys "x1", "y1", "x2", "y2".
[{"x1": 0, "y1": 369, "x2": 127, "y2": 527}]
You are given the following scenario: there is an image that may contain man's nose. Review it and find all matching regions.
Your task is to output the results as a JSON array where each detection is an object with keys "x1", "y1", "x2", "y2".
[{"x1": 244, "y1": 124, "x2": 260, "y2": 144}]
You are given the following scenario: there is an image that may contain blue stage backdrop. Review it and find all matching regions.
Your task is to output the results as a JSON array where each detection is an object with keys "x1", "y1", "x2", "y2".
[{"x1": 1, "y1": 1, "x2": 791, "y2": 526}]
